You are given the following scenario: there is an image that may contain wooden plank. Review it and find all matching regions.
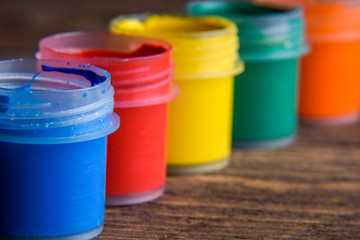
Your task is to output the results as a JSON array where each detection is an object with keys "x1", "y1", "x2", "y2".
[{"x1": 97, "y1": 125, "x2": 360, "y2": 239}]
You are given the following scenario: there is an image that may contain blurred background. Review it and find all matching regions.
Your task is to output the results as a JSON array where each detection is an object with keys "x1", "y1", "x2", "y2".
[{"x1": 0, "y1": 0, "x2": 188, "y2": 59}]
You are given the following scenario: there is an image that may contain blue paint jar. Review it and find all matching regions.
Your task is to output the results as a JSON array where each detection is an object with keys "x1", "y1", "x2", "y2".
[{"x1": 0, "y1": 59, "x2": 119, "y2": 240}]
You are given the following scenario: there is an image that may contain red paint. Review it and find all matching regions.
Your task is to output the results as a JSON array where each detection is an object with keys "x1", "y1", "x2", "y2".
[
  {"x1": 106, "y1": 104, "x2": 168, "y2": 194},
  {"x1": 73, "y1": 47, "x2": 172, "y2": 195},
  {"x1": 37, "y1": 33, "x2": 179, "y2": 204},
  {"x1": 71, "y1": 44, "x2": 167, "y2": 58}
]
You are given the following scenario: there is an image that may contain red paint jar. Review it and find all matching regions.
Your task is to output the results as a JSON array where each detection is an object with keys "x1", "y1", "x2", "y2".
[{"x1": 37, "y1": 32, "x2": 179, "y2": 205}]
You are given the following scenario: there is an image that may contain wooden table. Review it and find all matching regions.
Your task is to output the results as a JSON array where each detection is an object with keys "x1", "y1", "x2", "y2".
[
  {"x1": 1, "y1": 1, "x2": 359, "y2": 239},
  {"x1": 97, "y1": 124, "x2": 360, "y2": 239}
]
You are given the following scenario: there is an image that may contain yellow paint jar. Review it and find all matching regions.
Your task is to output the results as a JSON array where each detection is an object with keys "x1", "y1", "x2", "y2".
[{"x1": 110, "y1": 14, "x2": 243, "y2": 174}]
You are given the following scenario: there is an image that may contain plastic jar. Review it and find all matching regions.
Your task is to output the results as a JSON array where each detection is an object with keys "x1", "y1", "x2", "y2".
[
  {"x1": 0, "y1": 59, "x2": 119, "y2": 240},
  {"x1": 188, "y1": 1, "x2": 308, "y2": 148},
  {"x1": 256, "y1": 0, "x2": 360, "y2": 125},
  {"x1": 37, "y1": 32, "x2": 179, "y2": 205},
  {"x1": 110, "y1": 14, "x2": 244, "y2": 174}
]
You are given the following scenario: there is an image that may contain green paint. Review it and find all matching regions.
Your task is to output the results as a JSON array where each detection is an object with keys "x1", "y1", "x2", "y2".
[
  {"x1": 187, "y1": 1, "x2": 308, "y2": 148},
  {"x1": 232, "y1": 59, "x2": 299, "y2": 142}
]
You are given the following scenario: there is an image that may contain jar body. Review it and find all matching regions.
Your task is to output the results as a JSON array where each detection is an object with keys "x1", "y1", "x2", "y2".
[
  {"x1": 106, "y1": 103, "x2": 168, "y2": 205},
  {"x1": 299, "y1": 40, "x2": 360, "y2": 124},
  {"x1": 167, "y1": 76, "x2": 234, "y2": 174},
  {"x1": 0, "y1": 137, "x2": 107, "y2": 240},
  {"x1": 233, "y1": 58, "x2": 299, "y2": 148}
]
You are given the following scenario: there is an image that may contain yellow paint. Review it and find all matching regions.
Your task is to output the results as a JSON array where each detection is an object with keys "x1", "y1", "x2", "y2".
[
  {"x1": 110, "y1": 15, "x2": 243, "y2": 168},
  {"x1": 167, "y1": 76, "x2": 234, "y2": 165}
]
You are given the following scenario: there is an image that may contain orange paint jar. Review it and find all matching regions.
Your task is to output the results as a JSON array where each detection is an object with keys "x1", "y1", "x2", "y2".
[{"x1": 256, "y1": 0, "x2": 360, "y2": 125}]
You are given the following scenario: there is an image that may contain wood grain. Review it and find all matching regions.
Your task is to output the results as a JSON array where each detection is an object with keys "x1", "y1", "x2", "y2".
[
  {"x1": 96, "y1": 125, "x2": 360, "y2": 239},
  {"x1": 1, "y1": 1, "x2": 359, "y2": 239}
]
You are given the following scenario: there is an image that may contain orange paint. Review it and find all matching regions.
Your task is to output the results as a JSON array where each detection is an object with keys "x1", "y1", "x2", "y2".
[
  {"x1": 300, "y1": 40, "x2": 360, "y2": 119},
  {"x1": 255, "y1": 0, "x2": 360, "y2": 124}
]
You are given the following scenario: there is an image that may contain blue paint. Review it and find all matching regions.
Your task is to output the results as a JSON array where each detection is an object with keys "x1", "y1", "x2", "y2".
[
  {"x1": 9, "y1": 64, "x2": 107, "y2": 92},
  {"x1": 42, "y1": 65, "x2": 107, "y2": 87},
  {"x1": 0, "y1": 137, "x2": 106, "y2": 237},
  {"x1": 0, "y1": 95, "x2": 9, "y2": 113},
  {"x1": 0, "y1": 59, "x2": 119, "y2": 239},
  {"x1": 13, "y1": 71, "x2": 42, "y2": 91},
  {"x1": 0, "y1": 114, "x2": 116, "y2": 144}
]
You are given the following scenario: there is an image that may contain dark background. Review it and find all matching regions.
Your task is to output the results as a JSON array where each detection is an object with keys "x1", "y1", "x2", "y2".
[
  {"x1": 0, "y1": 0, "x2": 187, "y2": 60},
  {"x1": 1, "y1": 1, "x2": 360, "y2": 239}
]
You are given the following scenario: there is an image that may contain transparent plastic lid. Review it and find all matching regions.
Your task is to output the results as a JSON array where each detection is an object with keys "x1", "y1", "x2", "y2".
[
  {"x1": 0, "y1": 59, "x2": 119, "y2": 144},
  {"x1": 37, "y1": 32, "x2": 179, "y2": 107},
  {"x1": 110, "y1": 14, "x2": 243, "y2": 77},
  {"x1": 187, "y1": 1, "x2": 309, "y2": 60}
]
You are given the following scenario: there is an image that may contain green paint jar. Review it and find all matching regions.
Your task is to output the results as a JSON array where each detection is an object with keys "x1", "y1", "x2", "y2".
[{"x1": 187, "y1": 1, "x2": 308, "y2": 148}]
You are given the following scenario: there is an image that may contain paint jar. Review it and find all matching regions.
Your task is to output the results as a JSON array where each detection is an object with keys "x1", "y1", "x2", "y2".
[
  {"x1": 188, "y1": 1, "x2": 308, "y2": 148},
  {"x1": 110, "y1": 14, "x2": 243, "y2": 174},
  {"x1": 0, "y1": 59, "x2": 119, "y2": 240},
  {"x1": 256, "y1": 0, "x2": 360, "y2": 125},
  {"x1": 299, "y1": 0, "x2": 360, "y2": 125},
  {"x1": 37, "y1": 32, "x2": 179, "y2": 205}
]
